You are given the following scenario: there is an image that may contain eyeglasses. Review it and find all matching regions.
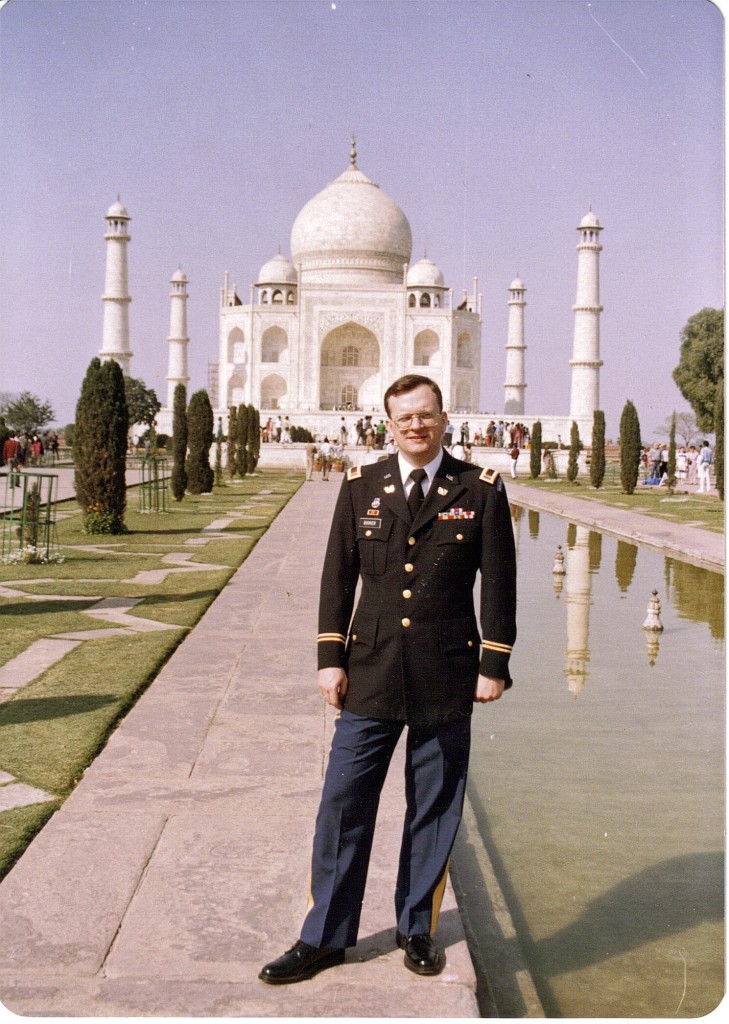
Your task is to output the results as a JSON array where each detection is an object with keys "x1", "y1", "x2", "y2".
[{"x1": 392, "y1": 411, "x2": 439, "y2": 429}]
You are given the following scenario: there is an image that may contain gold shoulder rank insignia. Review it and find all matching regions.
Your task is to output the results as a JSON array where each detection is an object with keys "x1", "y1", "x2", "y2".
[
  {"x1": 347, "y1": 465, "x2": 363, "y2": 481},
  {"x1": 479, "y1": 467, "x2": 500, "y2": 485}
]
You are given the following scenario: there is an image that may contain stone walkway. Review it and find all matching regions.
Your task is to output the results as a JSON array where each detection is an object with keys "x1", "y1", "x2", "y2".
[
  {"x1": 0, "y1": 464, "x2": 721, "y2": 1018},
  {"x1": 0, "y1": 478, "x2": 499, "y2": 1018}
]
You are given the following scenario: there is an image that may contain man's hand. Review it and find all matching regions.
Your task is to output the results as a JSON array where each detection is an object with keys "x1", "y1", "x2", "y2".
[
  {"x1": 474, "y1": 675, "x2": 505, "y2": 703},
  {"x1": 318, "y1": 667, "x2": 349, "y2": 710}
]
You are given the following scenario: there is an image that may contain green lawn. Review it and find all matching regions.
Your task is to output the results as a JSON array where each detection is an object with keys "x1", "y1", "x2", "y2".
[{"x1": 0, "y1": 470, "x2": 302, "y2": 878}]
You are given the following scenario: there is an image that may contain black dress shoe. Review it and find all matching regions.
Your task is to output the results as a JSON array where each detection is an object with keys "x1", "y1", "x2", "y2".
[
  {"x1": 258, "y1": 940, "x2": 345, "y2": 985},
  {"x1": 396, "y1": 931, "x2": 445, "y2": 976}
]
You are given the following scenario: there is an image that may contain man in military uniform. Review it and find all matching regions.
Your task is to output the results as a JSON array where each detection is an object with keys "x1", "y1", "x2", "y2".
[{"x1": 259, "y1": 374, "x2": 517, "y2": 985}]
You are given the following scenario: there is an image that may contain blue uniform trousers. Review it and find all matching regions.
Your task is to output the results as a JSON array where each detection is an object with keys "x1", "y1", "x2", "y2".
[{"x1": 299, "y1": 709, "x2": 471, "y2": 949}]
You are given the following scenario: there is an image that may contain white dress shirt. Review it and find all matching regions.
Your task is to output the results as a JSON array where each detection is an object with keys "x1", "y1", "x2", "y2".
[{"x1": 398, "y1": 449, "x2": 444, "y2": 500}]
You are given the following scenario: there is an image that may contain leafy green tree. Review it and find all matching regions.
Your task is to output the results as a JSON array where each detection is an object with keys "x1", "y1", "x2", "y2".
[
  {"x1": 714, "y1": 379, "x2": 724, "y2": 501},
  {"x1": 566, "y1": 421, "x2": 580, "y2": 482},
  {"x1": 673, "y1": 307, "x2": 724, "y2": 432},
  {"x1": 529, "y1": 421, "x2": 542, "y2": 479},
  {"x1": 185, "y1": 390, "x2": 214, "y2": 494},
  {"x1": 123, "y1": 376, "x2": 161, "y2": 433},
  {"x1": 170, "y1": 383, "x2": 188, "y2": 501},
  {"x1": 590, "y1": 410, "x2": 606, "y2": 489},
  {"x1": 74, "y1": 358, "x2": 129, "y2": 533},
  {"x1": 2, "y1": 391, "x2": 55, "y2": 435},
  {"x1": 227, "y1": 407, "x2": 238, "y2": 479},
  {"x1": 619, "y1": 400, "x2": 642, "y2": 495},
  {"x1": 63, "y1": 423, "x2": 75, "y2": 448}
]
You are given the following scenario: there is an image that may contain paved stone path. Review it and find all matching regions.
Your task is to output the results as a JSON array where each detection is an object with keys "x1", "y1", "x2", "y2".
[
  {"x1": 0, "y1": 463, "x2": 720, "y2": 1018},
  {"x1": 0, "y1": 479, "x2": 491, "y2": 1018}
]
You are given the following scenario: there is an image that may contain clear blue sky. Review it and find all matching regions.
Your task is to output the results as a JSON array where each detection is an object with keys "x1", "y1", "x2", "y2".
[{"x1": 0, "y1": 0, "x2": 723, "y2": 438}]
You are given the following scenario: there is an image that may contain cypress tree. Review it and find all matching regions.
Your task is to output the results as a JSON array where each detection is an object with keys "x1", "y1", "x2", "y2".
[
  {"x1": 170, "y1": 382, "x2": 188, "y2": 501},
  {"x1": 246, "y1": 403, "x2": 258, "y2": 474},
  {"x1": 714, "y1": 379, "x2": 724, "y2": 501},
  {"x1": 530, "y1": 421, "x2": 542, "y2": 478},
  {"x1": 74, "y1": 357, "x2": 129, "y2": 533},
  {"x1": 619, "y1": 400, "x2": 642, "y2": 495},
  {"x1": 185, "y1": 390, "x2": 214, "y2": 494},
  {"x1": 567, "y1": 421, "x2": 580, "y2": 482},
  {"x1": 214, "y1": 418, "x2": 224, "y2": 487},
  {"x1": 236, "y1": 403, "x2": 248, "y2": 478},
  {"x1": 590, "y1": 410, "x2": 606, "y2": 489},
  {"x1": 227, "y1": 407, "x2": 238, "y2": 479},
  {"x1": 666, "y1": 413, "x2": 677, "y2": 494}
]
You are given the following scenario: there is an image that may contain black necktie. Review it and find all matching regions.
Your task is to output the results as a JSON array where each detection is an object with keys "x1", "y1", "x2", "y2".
[{"x1": 407, "y1": 468, "x2": 427, "y2": 520}]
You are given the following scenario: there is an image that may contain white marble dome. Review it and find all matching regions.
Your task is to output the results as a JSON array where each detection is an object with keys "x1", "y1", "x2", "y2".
[
  {"x1": 291, "y1": 158, "x2": 412, "y2": 283},
  {"x1": 171, "y1": 268, "x2": 188, "y2": 283},
  {"x1": 509, "y1": 276, "x2": 525, "y2": 290},
  {"x1": 258, "y1": 252, "x2": 297, "y2": 285},
  {"x1": 407, "y1": 256, "x2": 445, "y2": 289}
]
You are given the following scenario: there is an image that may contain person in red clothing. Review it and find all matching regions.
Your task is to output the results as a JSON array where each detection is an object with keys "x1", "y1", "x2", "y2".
[{"x1": 3, "y1": 432, "x2": 22, "y2": 486}]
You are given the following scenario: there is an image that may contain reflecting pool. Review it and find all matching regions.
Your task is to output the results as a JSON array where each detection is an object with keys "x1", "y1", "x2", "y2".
[{"x1": 456, "y1": 508, "x2": 724, "y2": 1018}]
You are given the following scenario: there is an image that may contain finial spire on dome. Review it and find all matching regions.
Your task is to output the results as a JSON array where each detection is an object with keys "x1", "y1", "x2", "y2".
[{"x1": 350, "y1": 132, "x2": 357, "y2": 168}]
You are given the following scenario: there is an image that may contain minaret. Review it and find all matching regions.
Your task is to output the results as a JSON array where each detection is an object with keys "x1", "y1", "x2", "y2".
[
  {"x1": 569, "y1": 209, "x2": 603, "y2": 428},
  {"x1": 99, "y1": 198, "x2": 132, "y2": 375},
  {"x1": 504, "y1": 276, "x2": 526, "y2": 415},
  {"x1": 166, "y1": 268, "x2": 190, "y2": 409}
]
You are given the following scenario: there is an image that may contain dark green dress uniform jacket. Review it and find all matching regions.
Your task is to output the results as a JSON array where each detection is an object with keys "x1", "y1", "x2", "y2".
[{"x1": 317, "y1": 450, "x2": 517, "y2": 729}]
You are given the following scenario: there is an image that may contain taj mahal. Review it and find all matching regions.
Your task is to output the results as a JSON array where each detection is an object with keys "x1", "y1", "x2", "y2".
[{"x1": 98, "y1": 140, "x2": 604, "y2": 442}]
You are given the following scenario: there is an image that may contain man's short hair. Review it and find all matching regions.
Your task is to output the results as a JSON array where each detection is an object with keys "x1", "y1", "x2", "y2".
[{"x1": 384, "y1": 375, "x2": 443, "y2": 416}]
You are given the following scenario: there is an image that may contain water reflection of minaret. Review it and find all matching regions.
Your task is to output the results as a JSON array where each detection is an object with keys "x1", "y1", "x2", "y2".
[{"x1": 564, "y1": 524, "x2": 593, "y2": 694}]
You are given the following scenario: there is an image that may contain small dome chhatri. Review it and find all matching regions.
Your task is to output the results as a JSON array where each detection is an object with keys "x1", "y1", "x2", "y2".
[
  {"x1": 107, "y1": 198, "x2": 130, "y2": 219},
  {"x1": 407, "y1": 256, "x2": 445, "y2": 289},
  {"x1": 258, "y1": 251, "x2": 297, "y2": 285},
  {"x1": 579, "y1": 208, "x2": 601, "y2": 229}
]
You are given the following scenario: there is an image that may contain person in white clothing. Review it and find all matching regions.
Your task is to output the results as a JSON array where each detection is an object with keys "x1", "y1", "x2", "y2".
[{"x1": 697, "y1": 441, "x2": 714, "y2": 493}]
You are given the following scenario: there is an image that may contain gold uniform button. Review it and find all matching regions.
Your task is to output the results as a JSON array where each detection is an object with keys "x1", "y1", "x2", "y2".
[
  {"x1": 365, "y1": 530, "x2": 372, "y2": 537},
  {"x1": 402, "y1": 618, "x2": 411, "y2": 628},
  {"x1": 408, "y1": 537, "x2": 416, "y2": 546},
  {"x1": 468, "y1": 640, "x2": 474, "y2": 647},
  {"x1": 402, "y1": 589, "x2": 412, "y2": 599},
  {"x1": 405, "y1": 562, "x2": 414, "y2": 572},
  {"x1": 456, "y1": 533, "x2": 464, "y2": 541},
  {"x1": 352, "y1": 634, "x2": 357, "y2": 641}
]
